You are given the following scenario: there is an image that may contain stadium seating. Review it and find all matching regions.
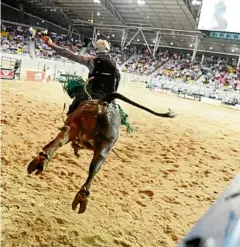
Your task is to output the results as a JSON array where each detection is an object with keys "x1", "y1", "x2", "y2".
[{"x1": 1, "y1": 24, "x2": 240, "y2": 92}]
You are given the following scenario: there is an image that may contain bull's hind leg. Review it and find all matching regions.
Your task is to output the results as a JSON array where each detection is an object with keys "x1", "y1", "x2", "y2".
[
  {"x1": 72, "y1": 142, "x2": 114, "y2": 214},
  {"x1": 71, "y1": 139, "x2": 81, "y2": 157},
  {"x1": 27, "y1": 126, "x2": 71, "y2": 175}
]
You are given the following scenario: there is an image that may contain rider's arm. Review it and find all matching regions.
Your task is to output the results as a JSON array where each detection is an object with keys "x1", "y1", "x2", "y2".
[
  {"x1": 51, "y1": 44, "x2": 94, "y2": 70},
  {"x1": 40, "y1": 35, "x2": 94, "y2": 71}
]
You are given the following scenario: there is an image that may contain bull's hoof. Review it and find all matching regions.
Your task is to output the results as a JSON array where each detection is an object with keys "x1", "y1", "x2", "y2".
[
  {"x1": 27, "y1": 152, "x2": 48, "y2": 175},
  {"x1": 167, "y1": 109, "x2": 177, "y2": 118},
  {"x1": 72, "y1": 188, "x2": 90, "y2": 214}
]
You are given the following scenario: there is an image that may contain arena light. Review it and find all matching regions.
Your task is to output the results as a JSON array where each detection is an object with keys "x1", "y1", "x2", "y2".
[
  {"x1": 137, "y1": 39, "x2": 139, "y2": 41},
  {"x1": 147, "y1": 16, "x2": 150, "y2": 19},
  {"x1": 112, "y1": 34, "x2": 115, "y2": 37},
  {"x1": 232, "y1": 49, "x2": 235, "y2": 52},
  {"x1": 93, "y1": 0, "x2": 100, "y2": 3},
  {"x1": 170, "y1": 42, "x2": 173, "y2": 45},
  {"x1": 189, "y1": 44, "x2": 193, "y2": 47},
  {"x1": 107, "y1": 36, "x2": 110, "y2": 39},
  {"x1": 153, "y1": 40, "x2": 156, "y2": 43},
  {"x1": 97, "y1": 12, "x2": 101, "y2": 16},
  {"x1": 137, "y1": 0, "x2": 145, "y2": 5},
  {"x1": 192, "y1": 0, "x2": 201, "y2": 6},
  {"x1": 210, "y1": 46, "x2": 213, "y2": 50},
  {"x1": 42, "y1": 20, "x2": 44, "y2": 23}
]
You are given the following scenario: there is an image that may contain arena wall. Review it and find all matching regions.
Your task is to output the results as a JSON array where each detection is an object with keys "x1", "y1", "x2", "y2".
[
  {"x1": 0, "y1": 53, "x2": 90, "y2": 81},
  {"x1": 0, "y1": 53, "x2": 151, "y2": 84}
]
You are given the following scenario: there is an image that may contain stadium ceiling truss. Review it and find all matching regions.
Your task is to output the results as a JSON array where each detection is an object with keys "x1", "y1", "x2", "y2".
[{"x1": 3, "y1": 0, "x2": 240, "y2": 57}]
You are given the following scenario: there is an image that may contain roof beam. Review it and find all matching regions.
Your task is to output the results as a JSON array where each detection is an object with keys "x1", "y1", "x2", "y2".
[
  {"x1": 182, "y1": 0, "x2": 197, "y2": 19},
  {"x1": 140, "y1": 30, "x2": 152, "y2": 55},
  {"x1": 1, "y1": 5, "x2": 80, "y2": 36},
  {"x1": 101, "y1": 0, "x2": 126, "y2": 25},
  {"x1": 34, "y1": 0, "x2": 72, "y2": 27},
  {"x1": 73, "y1": 22, "x2": 201, "y2": 35},
  {"x1": 110, "y1": 40, "x2": 238, "y2": 57}
]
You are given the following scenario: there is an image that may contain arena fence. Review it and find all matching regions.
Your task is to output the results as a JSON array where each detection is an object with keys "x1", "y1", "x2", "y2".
[
  {"x1": 0, "y1": 53, "x2": 89, "y2": 81},
  {"x1": 0, "y1": 53, "x2": 151, "y2": 86},
  {"x1": 1, "y1": 53, "x2": 239, "y2": 107},
  {"x1": 148, "y1": 78, "x2": 240, "y2": 107},
  {"x1": 0, "y1": 53, "x2": 148, "y2": 84}
]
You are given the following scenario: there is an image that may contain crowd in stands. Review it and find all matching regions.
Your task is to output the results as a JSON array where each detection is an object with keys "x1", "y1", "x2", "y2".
[
  {"x1": 155, "y1": 53, "x2": 240, "y2": 91},
  {"x1": 0, "y1": 25, "x2": 131, "y2": 64},
  {"x1": 1, "y1": 24, "x2": 240, "y2": 91},
  {"x1": 110, "y1": 46, "x2": 134, "y2": 65},
  {"x1": 0, "y1": 24, "x2": 82, "y2": 62},
  {"x1": 122, "y1": 49, "x2": 171, "y2": 75},
  {"x1": 1, "y1": 25, "x2": 29, "y2": 55}
]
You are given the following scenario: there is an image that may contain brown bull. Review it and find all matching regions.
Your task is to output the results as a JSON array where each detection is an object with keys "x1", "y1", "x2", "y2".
[{"x1": 27, "y1": 93, "x2": 176, "y2": 214}]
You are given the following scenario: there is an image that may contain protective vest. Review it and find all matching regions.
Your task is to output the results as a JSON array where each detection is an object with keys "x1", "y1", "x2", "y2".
[{"x1": 88, "y1": 55, "x2": 117, "y2": 96}]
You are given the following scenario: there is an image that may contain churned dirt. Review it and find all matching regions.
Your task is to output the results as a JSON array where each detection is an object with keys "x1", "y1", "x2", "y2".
[{"x1": 1, "y1": 80, "x2": 240, "y2": 247}]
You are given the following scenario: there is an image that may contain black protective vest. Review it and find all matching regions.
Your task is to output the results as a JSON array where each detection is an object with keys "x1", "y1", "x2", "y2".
[{"x1": 88, "y1": 55, "x2": 117, "y2": 96}]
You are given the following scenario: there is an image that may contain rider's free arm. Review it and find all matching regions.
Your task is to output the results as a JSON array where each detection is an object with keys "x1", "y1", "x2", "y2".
[{"x1": 50, "y1": 44, "x2": 94, "y2": 72}]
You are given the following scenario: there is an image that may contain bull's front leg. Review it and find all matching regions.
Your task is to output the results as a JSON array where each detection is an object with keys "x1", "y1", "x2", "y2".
[
  {"x1": 72, "y1": 142, "x2": 114, "y2": 214},
  {"x1": 27, "y1": 126, "x2": 71, "y2": 175}
]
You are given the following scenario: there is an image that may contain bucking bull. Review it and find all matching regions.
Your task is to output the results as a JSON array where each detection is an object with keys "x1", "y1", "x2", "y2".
[{"x1": 27, "y1": 92, "x2": 176, "y2": 214}]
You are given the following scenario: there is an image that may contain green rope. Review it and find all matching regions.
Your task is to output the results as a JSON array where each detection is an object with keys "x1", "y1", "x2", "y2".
[
  {"x1": 113, "y1": 103, "x2": 134, "y2": 134},
  {"x1": 61, "y1": 75, "x2": 86, "y2": 99}
]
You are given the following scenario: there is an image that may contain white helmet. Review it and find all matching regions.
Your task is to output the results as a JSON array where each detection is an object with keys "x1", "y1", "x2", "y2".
[{"x1": 94, "y1": 39, "x2": 110, "y2": 52}]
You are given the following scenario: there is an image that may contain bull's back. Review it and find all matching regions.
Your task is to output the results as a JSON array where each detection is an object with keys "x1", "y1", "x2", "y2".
[{"x1": 65, "y1": 101, "x2": 120, "y2": 138}]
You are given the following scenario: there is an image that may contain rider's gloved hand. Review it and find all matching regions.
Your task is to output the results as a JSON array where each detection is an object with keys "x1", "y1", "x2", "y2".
[{"x1": 40, "y1": 34, "x2": 53, "y2": 47}]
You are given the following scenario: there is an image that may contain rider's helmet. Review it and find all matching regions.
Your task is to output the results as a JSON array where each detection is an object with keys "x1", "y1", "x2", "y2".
[{"x1": 94, "y1": 39, "x2": 110, "y2": 53}]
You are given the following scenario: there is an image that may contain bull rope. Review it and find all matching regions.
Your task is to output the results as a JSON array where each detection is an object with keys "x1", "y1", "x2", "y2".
[
  {"x1": 84, "y1": 77, "x2": 94, "y2": 100},
  {"x1": 62, "y1": 103, "x2": 66, "y2": 123}
]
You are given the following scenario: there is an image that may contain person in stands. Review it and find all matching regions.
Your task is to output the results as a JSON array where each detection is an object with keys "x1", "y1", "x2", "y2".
[{"x1": 40, "y1": 35, "x2": 121, "y2": 115}]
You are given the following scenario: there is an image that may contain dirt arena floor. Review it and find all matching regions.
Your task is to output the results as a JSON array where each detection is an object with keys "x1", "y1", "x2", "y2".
[{"x1": 1, "y1": 80, "x2": 240, "y2": 247}]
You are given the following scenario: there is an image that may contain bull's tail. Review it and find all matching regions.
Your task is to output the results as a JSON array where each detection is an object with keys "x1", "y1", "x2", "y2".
[{"x1": 100, "y1": 92, "x2": 176, "y2": 118}]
